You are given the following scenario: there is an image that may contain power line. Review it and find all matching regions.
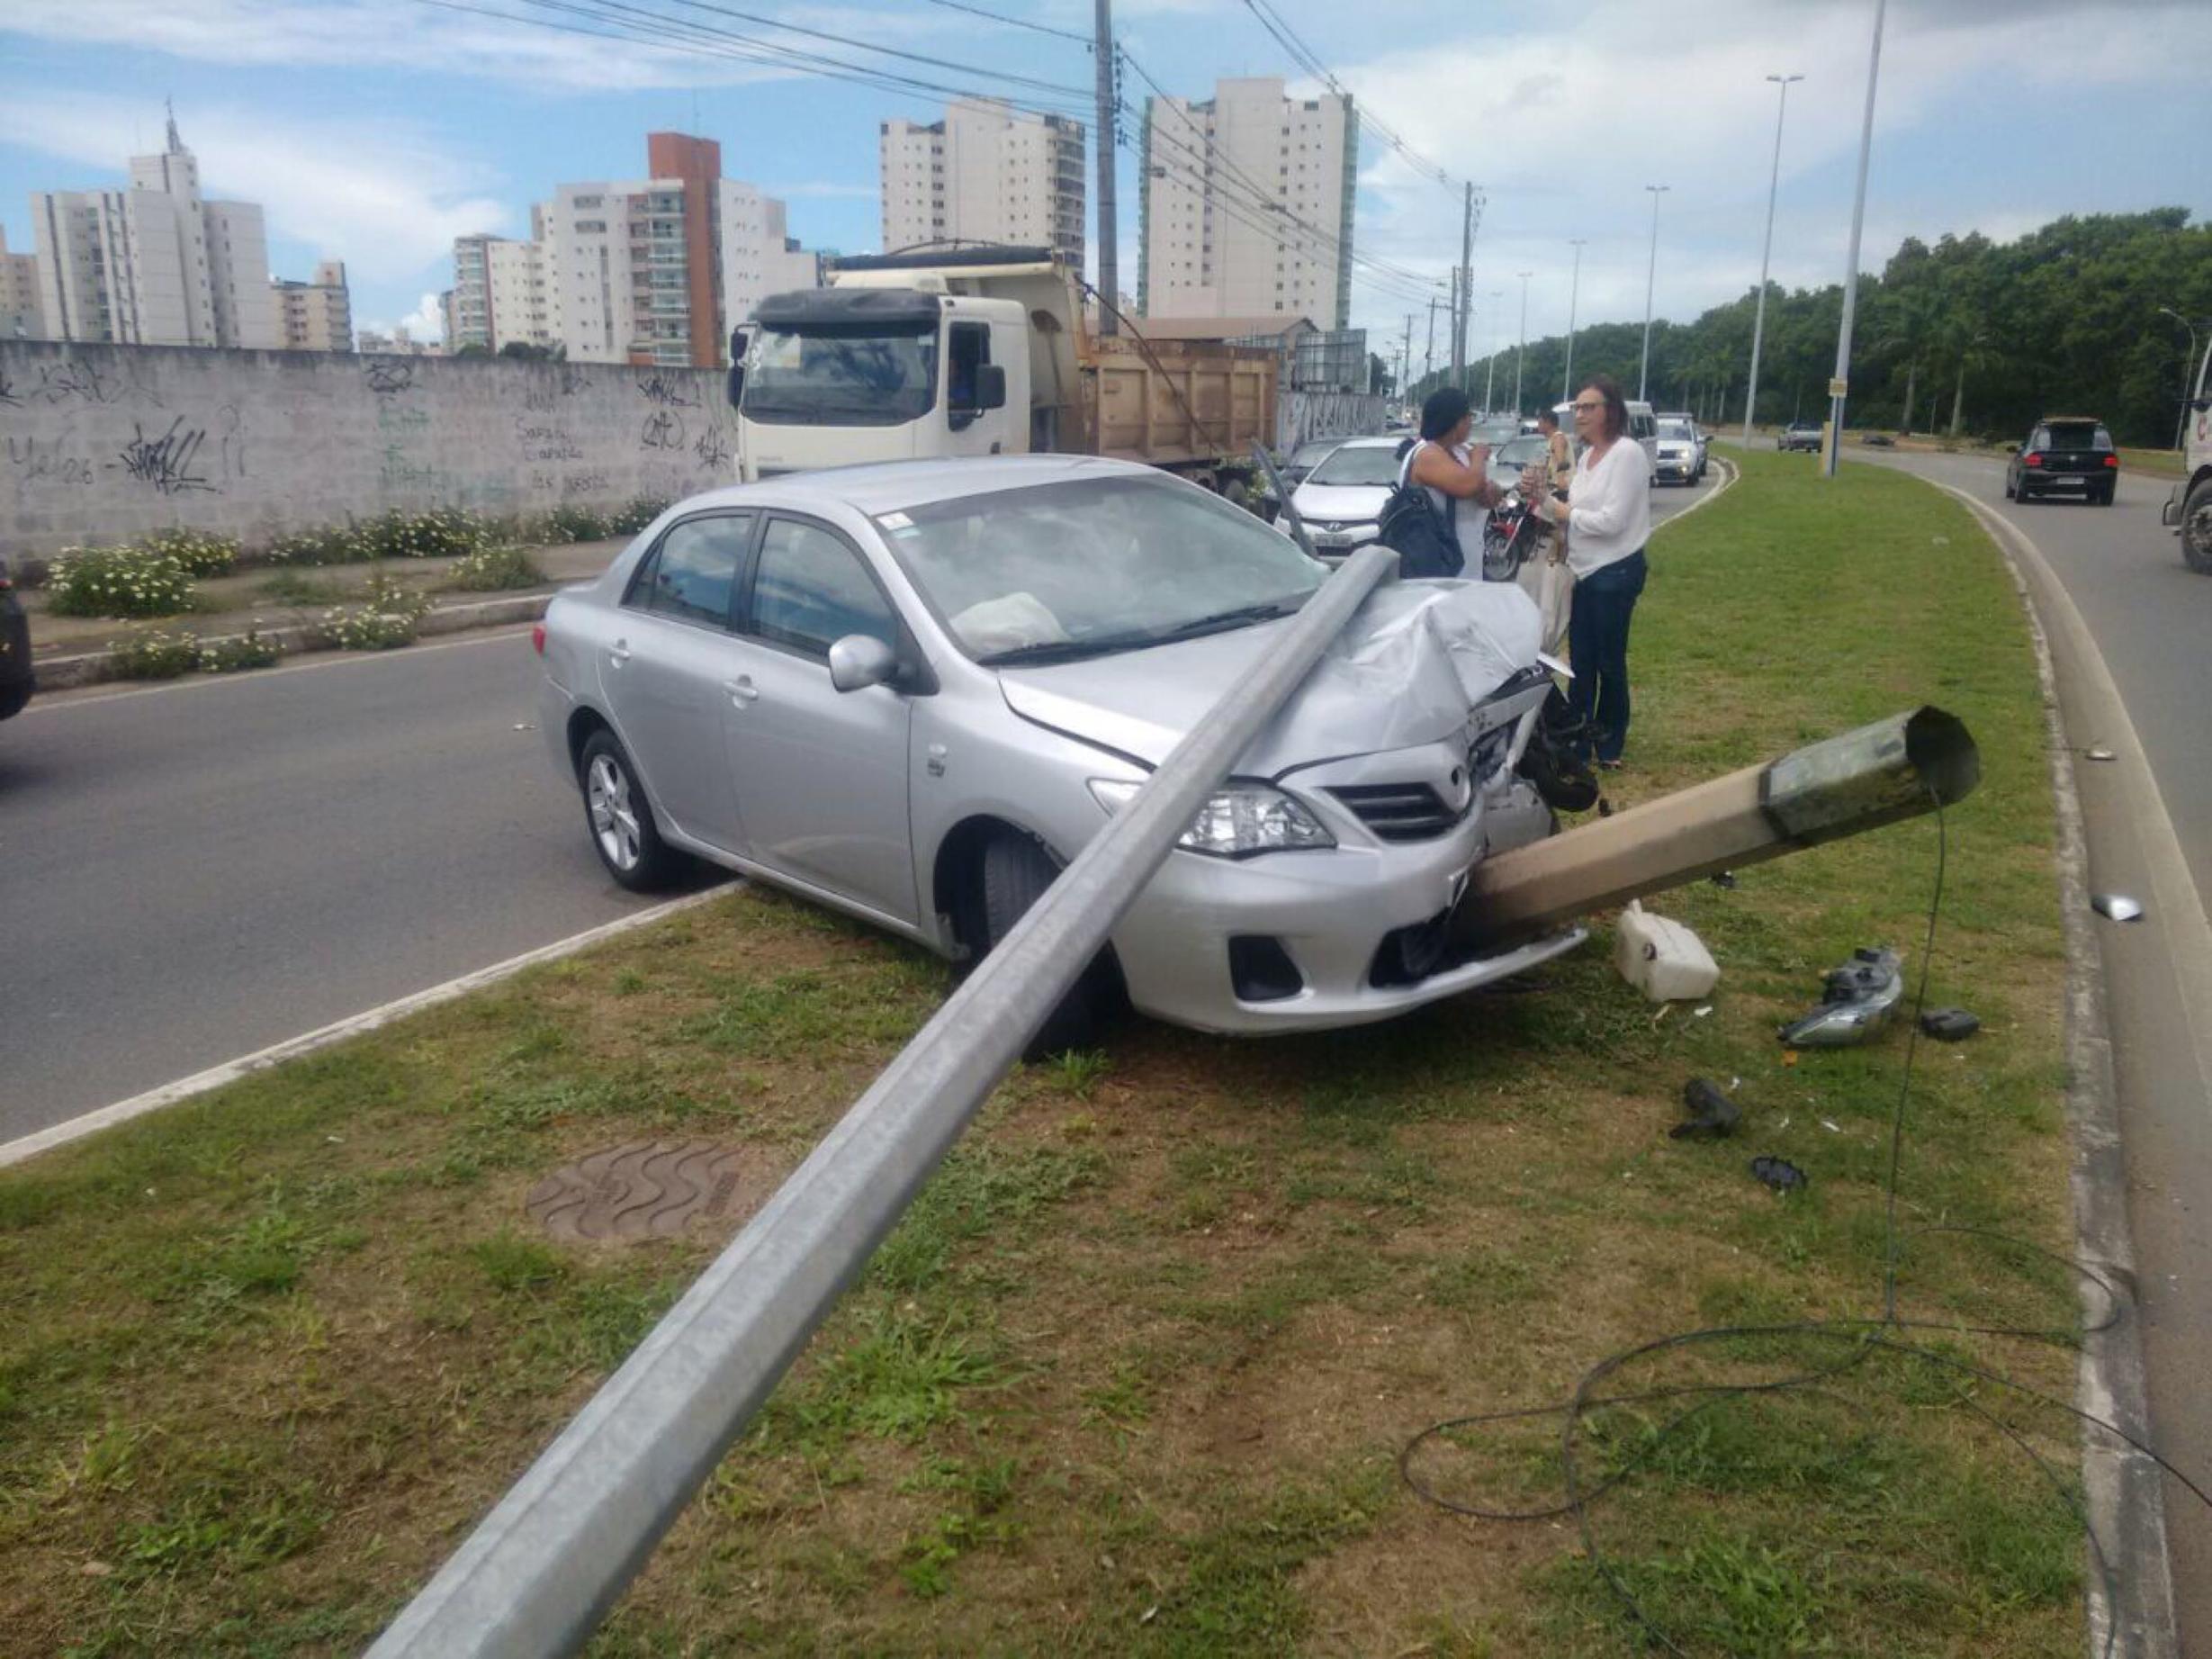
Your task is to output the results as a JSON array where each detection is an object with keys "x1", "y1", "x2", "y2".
[
  {"x1": 916, "y1": 0, "x2": 1092, "y2": 46},
  {"x1": 1236, "y1": 0, "x2": 1464, "y2": 195},
  {"x1": 658, "y1": 0, "x2": 1095, "y2": 101}
]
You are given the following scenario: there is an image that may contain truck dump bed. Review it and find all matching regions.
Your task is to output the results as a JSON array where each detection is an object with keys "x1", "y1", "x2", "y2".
[{"x1": 1087, "y1": 334, "x2": 1277, "y2": 470}]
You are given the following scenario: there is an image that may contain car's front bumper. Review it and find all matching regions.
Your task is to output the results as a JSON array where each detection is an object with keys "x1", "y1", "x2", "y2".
[{"x1": 1307, "y1": 522, "x2": 1380, "y2": 554}]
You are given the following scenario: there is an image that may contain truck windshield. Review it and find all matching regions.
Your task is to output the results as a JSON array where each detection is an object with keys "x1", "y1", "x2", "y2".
[
  {"x1": 877, "y1": 474, "x2": 1326, "y2": 663},
  {"x1": 742, "y1": 327, "x2": 938, "y2": 427}
]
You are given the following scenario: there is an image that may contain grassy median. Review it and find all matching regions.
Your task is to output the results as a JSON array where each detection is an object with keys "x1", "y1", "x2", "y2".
[{"x1": 2, "y1": 449, "x2": 2084, "y2": 1656}]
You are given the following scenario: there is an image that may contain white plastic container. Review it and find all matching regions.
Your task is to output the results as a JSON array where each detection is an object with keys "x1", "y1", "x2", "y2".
[{"x1": 1614, "y1": 902, "x2": 1720, "y2": 1003}]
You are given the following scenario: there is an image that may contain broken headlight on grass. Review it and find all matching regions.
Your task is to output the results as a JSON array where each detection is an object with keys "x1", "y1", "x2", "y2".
[{"x1": 1088, "y1": 779, "x2": 1335, "y2": 858}]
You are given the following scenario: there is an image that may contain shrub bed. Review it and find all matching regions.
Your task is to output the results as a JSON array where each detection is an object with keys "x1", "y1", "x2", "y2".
[{"x1": 45, "y1": 547, "x2": 196, "y2": 618}]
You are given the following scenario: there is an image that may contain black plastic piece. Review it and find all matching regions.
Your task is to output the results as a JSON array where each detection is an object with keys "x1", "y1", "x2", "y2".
[
  {"x1": 1671, "y1": 1078, "x2": 1741, "y2": 1141},
  {"x1": 1750, "y1": 1155, "x2": 1808, "y2": 1193},
  {"x1": 1369, "y1": 911, "x2": 1456, "y2": 988},
  {"x1": 1228, "y1": 935, "x2": 1304, "y2": 1003},
  {"x1": 1920, "y1": 1007, "x2": 1980, "y2": 1042}
]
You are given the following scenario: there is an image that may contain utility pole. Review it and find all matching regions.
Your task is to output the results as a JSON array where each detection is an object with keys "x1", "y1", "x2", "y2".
[
  {"x1": 1483, "y1": 290, "x2": 1502, "y2": 412},
  {"x1": 1453, "y1": 181, "x2": 1476, "y2": 386},
  {"x1": 1400, "y1": 313, "x2": 1413, "y2": 404},
  {"x1": 1512, "y1": 272, "x2": 1531, "y2": 415},
  {"x1": 1563, "y1": 239, "x2": 1586, "y2": 403},
  {"x1": 1640, "y1": 185, "x2": 1669, "y2": 401},
  {"x1": 1742, "y1": 74, "x2": 1803, "y2": 446},
  {"x1": 1094, "y1": 0, "x2": 1118, "y2": 336},
  {"x1": 1425, "y1": 294, "x2": 1440, "y2": 390},
  {"x1": 1825, "y1": 0, "x2": 1885, "y2": 477}
]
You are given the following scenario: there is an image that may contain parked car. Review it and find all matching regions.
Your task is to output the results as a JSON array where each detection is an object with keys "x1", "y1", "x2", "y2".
[
  {"x1": 1257, "y1": 436, "x2": 1348, "y2": 521},
  {"x1": 1778, "y1": 421, "x2": 1822, "y2": 453},
  {"x1": 1486, "y1": 434, "x2": 1551, "y2": 495},
  {"x1": 2005, "y1": 416, "x2": 2118, "y2": 505},
  {"x1": 1860, "y1": 431, "x2": 1896, "y2": 447},
  {"x1": 1472, "y1": 417, "x2": 1521, "y2": 448},
  {"x1": 1656, "y1": 411, "x2": 1707, "y2": 477},
  {"x1": 535, "y1": 456, "x2": 1576, "y2": 1048},
  {"x1": 0, "y1": 556, "x2": 34, "y2": 722},
  {"x1": 1287, "y1": 436, "x2": 1404, "y2": 555},
  {"x1": 1652, "y1": 417, "x2": 1703, "y2": 485}
]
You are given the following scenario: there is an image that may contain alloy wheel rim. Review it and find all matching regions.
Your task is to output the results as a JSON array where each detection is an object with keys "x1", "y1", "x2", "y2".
[{"x1": 587, "y1": 754, "x2": 642, "y2": 870}]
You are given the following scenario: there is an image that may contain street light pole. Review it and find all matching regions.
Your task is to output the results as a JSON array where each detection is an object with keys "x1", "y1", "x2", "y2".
[
  {"x1": 1484, "y1": 290, "x2": 1502, "y2": 412},
  {"x1": 2157, "y1": 305, "x2": 2199, "y2": 451},
  {"x1": 1563, "y1": 239, "x2": 1586, "y2": 403},
  {"x1": 1513, "y1": 270, "x2": 1531, "y2": 414},
  {"x1": 1741, "y1": 73, "x2": 1803, "y2": 446},
  {"x1": 1640, "y1": 185, "x2": 1669, "y2": 401},
  {"x1": 1824, "y1": 0, "x2": 1886, "y2": 478}
]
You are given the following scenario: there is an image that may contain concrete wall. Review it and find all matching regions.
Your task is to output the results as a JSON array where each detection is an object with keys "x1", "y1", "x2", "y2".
[
  {"x1": 1280, "y1": 390, "x2": 1387, "y2": 454},
  {"x1": 0, "y1": 341, "x2": 741, "y2": 558}
]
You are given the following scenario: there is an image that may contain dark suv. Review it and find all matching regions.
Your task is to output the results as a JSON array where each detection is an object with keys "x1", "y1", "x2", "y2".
[
  {"x1": 2006, "y1": 417, "x2": 2118, "y2": 505},
  {"x1": 0, "y1": 555, "x2": 32, "y2": 721}
]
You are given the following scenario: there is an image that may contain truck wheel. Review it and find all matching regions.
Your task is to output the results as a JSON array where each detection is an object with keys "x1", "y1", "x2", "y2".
[
  {"x1": 978, "y1": 832, "x2": 1123, "y2": 1059},
  {"x1": 2183, "y1": 477, "x2": 2212, "y2": 574}
]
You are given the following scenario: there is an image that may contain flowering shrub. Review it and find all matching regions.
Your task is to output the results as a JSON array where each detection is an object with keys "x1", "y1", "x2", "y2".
[
  {"x1": 609, "y1": 498, "x2": 670, "y2": 535},
  {"x1": 268, "y1": 509, "x2": 488, "y2": 565},
  {"x1": 200, "y1": 628, "x2": 283, "y2": 672},
  {"x1": 319, "y1": 572, "x2": 432, "y2": 650},
  {"x1": 266, "y1": 524, "x2": 375, "y2": 565},
  {"x1": 46, "y1": 547, "x2": 197, "y2": 618},
  {"x1": 536, "y1": 504, "x2": 613, "y2": 544},
  {"x1": 139, "y1": 527, "x2": 239, "y2": 578},
  {"x1": 108, "y1": 630, "x2": 202, "y2": 679},
  {"x1": 450, "y1": 545, "x2": 544, "y2": 592}
]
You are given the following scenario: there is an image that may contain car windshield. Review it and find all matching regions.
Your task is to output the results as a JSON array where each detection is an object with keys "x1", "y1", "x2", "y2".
[
  {"x1": 878, "y1": 474, "x2": 1326, "y2": 664},
  {"x1": 742, "y1": 326, "x2": 937, "y2": 427},
  {"x1": 1289, "y1": 440, "x2": 1341, "y2": 468},
  {"x1": 1306, "y1": 445, "x2": 1402, "y2": 486},
  {"x1": 1491, "y1": 436, "x2": 1548, "y2": 467},
  {"x1": 1473, "y1": 419, "x2": 1520, "y2": 445},
  {"x1": 1657, "y1": 419, "x2": 1695, "y2": 440}
]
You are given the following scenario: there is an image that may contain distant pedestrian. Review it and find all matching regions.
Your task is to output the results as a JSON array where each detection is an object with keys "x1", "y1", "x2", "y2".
[
  {"x1": 1535, "y1": 406, "x2": 1575, "y2": 497},
  {"x1": 1397, "y1": 387, "x2": 1502, "y2": 571},
  {"x1": 1541, "y1": 374, "x2": 1652, "y2": 768}
]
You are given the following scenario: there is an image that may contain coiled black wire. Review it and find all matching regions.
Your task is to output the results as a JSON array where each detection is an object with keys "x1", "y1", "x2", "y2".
[{"x1": 1400, "y1": 795, "x2": 2212, "y2": 1655}]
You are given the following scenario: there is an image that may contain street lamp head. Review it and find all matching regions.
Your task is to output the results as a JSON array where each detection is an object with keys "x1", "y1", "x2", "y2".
[{"x1": 1767, "y1": 73, "x2": 1804, "y2": 85}]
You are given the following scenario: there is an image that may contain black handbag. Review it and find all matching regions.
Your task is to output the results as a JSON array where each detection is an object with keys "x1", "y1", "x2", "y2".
[{"x1": 1376, "y1": 443, "x2": 1465, "y2": 580}]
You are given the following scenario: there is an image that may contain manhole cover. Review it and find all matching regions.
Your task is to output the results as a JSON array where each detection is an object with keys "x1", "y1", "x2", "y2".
[{"x1": 526, "y1": 1140, "x2": 753, "y2": 1244}]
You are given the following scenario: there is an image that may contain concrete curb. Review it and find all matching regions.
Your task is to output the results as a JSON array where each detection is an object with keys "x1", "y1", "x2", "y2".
[
  {"x1": 1928, "y1": 479, "x2": 2179, "y2": 1658},
  {"x1": 31, "y1": 590, "x2": 561, "y2": 692}
]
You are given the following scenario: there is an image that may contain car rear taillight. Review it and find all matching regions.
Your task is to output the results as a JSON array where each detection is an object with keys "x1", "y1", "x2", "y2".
[
  {"x1": 531, "y1": 622, "x2": 546, "y2": 655},
  {"x1": 2102, "y1": 455, "x2": 2119, "y2": 468},
  {"x1": 2021, "y1": 453, "x2": 2043, "y2": 467}
]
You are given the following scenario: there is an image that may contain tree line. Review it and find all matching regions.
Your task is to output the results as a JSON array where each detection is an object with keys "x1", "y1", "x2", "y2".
[{"x1": 1410, "y1": 209, "x2": 2212, "y2": 446}]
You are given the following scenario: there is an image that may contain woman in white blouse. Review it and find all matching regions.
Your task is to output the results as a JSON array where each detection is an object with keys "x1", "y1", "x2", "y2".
[{"x1": 1541, "y1": 374, "x2": 1652, "y2": 768}]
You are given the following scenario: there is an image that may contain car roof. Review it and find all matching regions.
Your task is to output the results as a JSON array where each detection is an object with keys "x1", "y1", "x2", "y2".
[
  {"x1": 661, "y1": 455, "x2": 1164, "y2": 519},
  {"x1": 2036, "y1": 414, "x2": 2105, "y2": 423},
  {"x1": 1326, "y1": 435, "x2": 1405, "y2": 450}
]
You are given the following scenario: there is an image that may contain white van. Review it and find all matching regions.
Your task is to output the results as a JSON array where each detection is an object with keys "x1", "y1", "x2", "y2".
[{"x1": 1553, "y1": 398, "x2": 1662, "y2": 481}]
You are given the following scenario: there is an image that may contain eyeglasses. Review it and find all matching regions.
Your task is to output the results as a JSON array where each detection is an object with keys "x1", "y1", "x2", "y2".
[{"x1": 1571, "y1": 400, "x2": 1604, "y2": 412}]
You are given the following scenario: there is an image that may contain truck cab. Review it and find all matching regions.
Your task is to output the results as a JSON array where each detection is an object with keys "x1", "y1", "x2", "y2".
[{"x1": 2163, "y1": 337, "x2": 2212, "y2": 574}]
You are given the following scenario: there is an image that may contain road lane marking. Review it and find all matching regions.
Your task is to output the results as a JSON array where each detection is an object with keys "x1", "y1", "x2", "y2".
[{"x1": 0, "y1": 887, "x2": 732, "y2": 1169}]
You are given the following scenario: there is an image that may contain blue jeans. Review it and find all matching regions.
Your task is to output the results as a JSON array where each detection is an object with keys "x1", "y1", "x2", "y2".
[{"x1": 1565, "y1": 549, "x2": 1647, "y2": 762}]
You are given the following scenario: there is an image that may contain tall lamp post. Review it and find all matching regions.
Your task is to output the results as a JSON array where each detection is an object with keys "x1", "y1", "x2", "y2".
[
  {"x1": 1513, "y1": 270, "x2": 1532, "y2": 415},
  {"x1": 2157, "y1": 305, "x2": 2199, "y2": 451},
  {"x1": 1563, "y1": 239, "x2": 1586, "y2": 403},
  {"x1": 1741, "y1": 73, "x2": 1803, "y2": 446},
  {"x1": 1483, "y1": 290, "x2": 1503, "y2": 412},
  {"x1": 1824, "y1": 0, "x2": 1887, "y2": 478},
  {"x1": 1639, "y1": 185, "x2": 1669, "y2": 401}
]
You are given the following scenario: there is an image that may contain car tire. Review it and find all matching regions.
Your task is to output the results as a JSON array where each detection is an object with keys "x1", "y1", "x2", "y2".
[
  {"x1": 979, "y1": 831, "x2": 1121, "y2": 1059},
  {"x1": 2003, "y1": 473, "x2": 2016, "y2": 500},
  {"x1": 2182, "y1": 476, "x2": 2212, "y2": 575},
  {"x1": 579, "y1": 729, "x2": 684, "y2": 892},
  {"x1": 2097, "y1": 482, "x2": 2116, "y2": 506}
]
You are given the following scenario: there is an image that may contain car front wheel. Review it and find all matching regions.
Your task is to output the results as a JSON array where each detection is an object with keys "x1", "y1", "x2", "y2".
[
  {"x1": 579, "y1": 729, "x2": 683, "y2": 891},
  {"x1": 978, "y1": 831, "x2": 1122, "y2": 1059}
]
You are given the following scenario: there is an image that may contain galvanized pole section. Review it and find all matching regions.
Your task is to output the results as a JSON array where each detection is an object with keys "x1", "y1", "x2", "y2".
[
  {"x1": 1400, "y1": 312, "x2": 1413, "y2": 406},
  {"x1": 1094, "y1": 0, "x2": 1118, "y2": 336},
  {"x1": 1425, "y1": 294, "x2": 1438, "y2": 390},
  {"x1": 1513, "y1": 270, "x2": 1531, "y2": 415},
  {"x1": 1825, "y1": 0, "x2": 1885, "y2": 478},
  {"x1": 364, "y1": 545, "x2": 1400, "y2": 1659},
  {"x1": 1639, "y1": 185, "x2": 1668, "y2": 402},
  {"x1": 1562, "y1": 239, "x2": 1585, "y2": 403},
  {"x1": 2156, "y1": 306, "x2": 2197, "y2": 451},
  {"x1": 1453, "y1": 180, "x2": 1473, "y2": 385},
  {"x1": 1483, "y1": 290, "x2": 1501, "y2": 413},
  {"x1": 1741, "y1": 75, "x2": 1802, "y2": 446}
]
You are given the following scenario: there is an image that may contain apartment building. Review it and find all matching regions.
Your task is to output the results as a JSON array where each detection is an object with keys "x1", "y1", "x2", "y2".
[
  {"x1": 719, "y1": 180, "x2": 821, "y2": 328},
  {"x1": 0, "y1": 227, "x2": 42, "y2": 338},
  {"x1": 880, "y1": 99, "x2": 1084, "y2": 264},
  {"x1": 273, "y1": 260, "x2": 353, "y2": 352},
  {"x1": 450, "y1": 231, "x2": 551, "y2": 354},
  {"x1": 1138, "y1": 78, "x2": 1355, "y2": 329},
  {"x1": 31, "y1": 111, "x2": 281, "y2": 347}
]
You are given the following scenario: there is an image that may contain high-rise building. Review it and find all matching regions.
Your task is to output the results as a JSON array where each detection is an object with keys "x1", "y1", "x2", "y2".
[
  {"x1": 31, "y1": 108, "x2": 282, "y2": 348},
  {"x1": 719, "y1": 180, "x2": 821, "y2": 329},
  {"x1": 451, "y1": 232, "x2": 551, "y2": 354},
  {"x1": 274, "y1": 260, "x2": 353, "y2": 352},
  {"x1": 1138, "y1": 78, "x2": 1355, "y2": 329},
  {"x1": 0, "y1": 227, "x2": 42, "y2": 339},
  {"x1": 880, "y1": 99, "x2": 1084, "y2": 265}
]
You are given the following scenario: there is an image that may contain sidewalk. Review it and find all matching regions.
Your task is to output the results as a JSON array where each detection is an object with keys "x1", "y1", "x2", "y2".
[{"x1": 25, "y1": 536, "x2": 628, "y2": 690}]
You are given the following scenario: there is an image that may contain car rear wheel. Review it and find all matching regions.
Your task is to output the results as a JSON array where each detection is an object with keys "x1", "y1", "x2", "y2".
[
  {"x1": 579, "y1": 730, "x2": 683, "y2": 891},
  {"x1": 2096, "y1": 482, "x2": 2116, "y2": 506},
  {"x1": 978, "y1": 831, "x2": 1121, "y2": 1059},
  {"x1": 2182, "y1": 477, "x2": 2212, "y2": 574}
]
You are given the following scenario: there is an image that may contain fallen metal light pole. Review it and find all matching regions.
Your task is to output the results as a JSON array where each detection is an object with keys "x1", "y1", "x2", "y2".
[
  {"x1": 1458, "y1": 706, "x2": 1979, "y2": 950},
  {"x1": 364, "y1": 543, "x2": 1399, "y2": 1659}
]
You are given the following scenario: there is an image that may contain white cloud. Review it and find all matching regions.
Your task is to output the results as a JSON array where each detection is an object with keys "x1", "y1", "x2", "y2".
[
  {"x1": 0, "y1": 94, "x2": 508, "y2": 283},
  {"x1": 400, "y1": 292, "x2": 447, "y2": 341}
]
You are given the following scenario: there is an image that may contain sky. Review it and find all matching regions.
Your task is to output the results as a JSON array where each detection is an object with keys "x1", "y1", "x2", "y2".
[{"x1": 2, "y1": 0, "x2": 2208, "y2": 362}]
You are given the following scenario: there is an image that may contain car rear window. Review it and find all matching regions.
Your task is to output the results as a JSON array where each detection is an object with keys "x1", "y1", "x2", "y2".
[{"x1": 2046, "y1": 422, "x2": 2110, "y2": 450}]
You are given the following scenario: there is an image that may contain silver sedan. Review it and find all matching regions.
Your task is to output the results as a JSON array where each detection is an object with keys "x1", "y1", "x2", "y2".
[{"x1": 536, "y1": 457, "x2": 1580, "y2": 1046}]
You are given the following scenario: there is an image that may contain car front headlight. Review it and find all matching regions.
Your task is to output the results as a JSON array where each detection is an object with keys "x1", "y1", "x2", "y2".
[{"x1": 1088, "y1": 778, "x2": 1335, "y2": 857}]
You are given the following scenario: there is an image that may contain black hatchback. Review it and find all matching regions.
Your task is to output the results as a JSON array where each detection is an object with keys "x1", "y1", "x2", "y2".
[
  {"x1": 0, "y1": 555, "x2": 34, "y2": 721},
  {"x1": 2006, "y1": 417, "x2": 2118, "y2": 505}
]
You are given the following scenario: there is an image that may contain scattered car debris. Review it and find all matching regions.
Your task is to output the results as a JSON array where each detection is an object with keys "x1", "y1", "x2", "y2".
[
  {"x1": 1709, "y1": 870, "x2": 1739, "y2": 889},
  {"x1": 2083, "y1": 745, "x2": 2116, "y2": 762},
  {"x1": 1919, "y1": 1007, "x2": 1981, "y2": 1041},
  {"x1": 1614, "y1": 902, "x2": 1721, "y2": 1002},
  {"x1": 2091, "y1": 893, "x2": 2145, "y2": 923},
  {"x1": 1750, "y1": 1155, "x2": 1808, "y2": 1193},
  {"x1": 1671, "y1": 1077, "x2": 1741, "y2": 1141},
  {"x1": 1820, "y1": 1118, "x2": 1842, "y2": 1133},
  {"x1": 1778, "y1": 947, "x2": 1903, "y2": 1047}
]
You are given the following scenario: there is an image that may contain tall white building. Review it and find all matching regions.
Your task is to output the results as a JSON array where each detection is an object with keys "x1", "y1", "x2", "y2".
[
  {"x1": 0, "y1": 227, "x2": 42, "y2": 339},
  {"x1": 880, "y1": 99, "x2": 1084, "y2": 264},
  {"x1": 539, "y1": 180, "x2": 669, "y2": 365},
  {"x1": 452, "y1": 231, "x2": 551, "y2": 354},
  {"x1": 719, "y1": 180, "x2": 821, "y2": 328},
  {"x1": 274, "y1": 259, "x2": 353, "y2": 352},
  {"x1": 1138, "y1": 78, "x2": 1355, "y2": 329},
  {"x1": 31, "y1": 111, "x2": 281, "y2": 348}
]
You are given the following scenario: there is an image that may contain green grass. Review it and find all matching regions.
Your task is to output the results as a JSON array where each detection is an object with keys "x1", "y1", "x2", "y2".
[{"x1": 0, "y1": 449, "x2": 2083, "y2": 1655}]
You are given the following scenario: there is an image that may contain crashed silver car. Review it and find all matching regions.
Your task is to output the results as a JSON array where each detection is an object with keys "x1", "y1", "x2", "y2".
[{"x1": 535, "y1": 456, "x2": 1582, "y2": 1045}]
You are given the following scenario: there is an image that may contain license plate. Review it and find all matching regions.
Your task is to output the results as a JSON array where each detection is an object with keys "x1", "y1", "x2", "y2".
[{"x1": 1313, "y1": 531, "x2": 1355, "y2": 548}]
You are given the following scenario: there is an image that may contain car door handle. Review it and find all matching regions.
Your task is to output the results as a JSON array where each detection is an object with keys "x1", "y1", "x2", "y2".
[
  {"x1": 608, "y1": 640, "x2": 632, "y2": 665},
  {"x1": 723, "y1": 676, "x2": 759, "y2": 705}
]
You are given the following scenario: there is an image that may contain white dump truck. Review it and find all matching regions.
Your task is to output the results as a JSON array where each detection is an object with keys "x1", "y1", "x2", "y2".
[
  {"x1": 727, "y1": 248, "x2": 1278, "y2": 491},
  {"x1": 2163, "y1": 335, "x2": 2212, "y2": 574}
]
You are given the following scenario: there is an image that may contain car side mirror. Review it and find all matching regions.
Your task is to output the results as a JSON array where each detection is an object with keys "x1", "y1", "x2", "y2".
[
  {"x1": 973, "y1": 364, "x2": 1006, "y2": 411},
  {"x1": 828, "y1": 634, "x2": 900, "y2": 693}
]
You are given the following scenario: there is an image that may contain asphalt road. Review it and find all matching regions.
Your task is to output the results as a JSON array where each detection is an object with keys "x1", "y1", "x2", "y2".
[{"x1": 0, "y1": 468, "x2": 1720, "y2": 1150}]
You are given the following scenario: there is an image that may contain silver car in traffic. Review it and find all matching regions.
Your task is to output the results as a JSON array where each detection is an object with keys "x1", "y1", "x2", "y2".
[{"x1": 536, "y1": 457, "x2": 1581, "y2": 1043}]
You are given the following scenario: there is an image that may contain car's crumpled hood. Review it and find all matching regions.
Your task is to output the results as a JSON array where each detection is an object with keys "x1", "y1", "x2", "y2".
[
  {"x1": 998, "y1": 581, "x2": 1544, "y2": 774},
  {"x1": 1290, "y1": 481, "x2": 1393, "y2": 525}
]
